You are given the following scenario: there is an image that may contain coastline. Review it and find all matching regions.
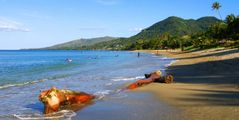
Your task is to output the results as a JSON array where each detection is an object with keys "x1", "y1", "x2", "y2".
[
  {"x1": 0, "y1": 50, "x2": 182, "y2": 120},
  {"x1": 135, "y1": 48, "x2": 239, "y2": 120}
]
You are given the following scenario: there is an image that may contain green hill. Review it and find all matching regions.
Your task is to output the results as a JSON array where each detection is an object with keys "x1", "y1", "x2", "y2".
[
  {"x1": 86, "y1": 16, "x2": 220, "y2": 50},
  {"x1": 133, "y1": 16, "x2": 220, "y2": 39},
  {"x1": 42, "y1": 16, "x2": 220, "y2": 50},
  {"x1": 44, "y1": 36, "x2": 117, "y2": 50}
]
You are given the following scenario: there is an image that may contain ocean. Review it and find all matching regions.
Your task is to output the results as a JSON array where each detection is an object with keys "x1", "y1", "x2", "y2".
[{"x1": 0, "y1": 50, "x2": 174, "y2": 119}]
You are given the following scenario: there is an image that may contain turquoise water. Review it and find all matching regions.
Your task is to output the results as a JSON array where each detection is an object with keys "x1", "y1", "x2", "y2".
[{"x1": 0, "y1": 50, "x2": 173, "y2": 119}]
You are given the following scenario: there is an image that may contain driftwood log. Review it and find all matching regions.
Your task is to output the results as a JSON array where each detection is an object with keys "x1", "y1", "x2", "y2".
[
  {"x1": 127, "y1": 70, "x2": 174, "y2": 90},
  {"x1": 39, "y1": 87, "x2": 95, "y2": 114},
  {"x1": 145, "y1": 74, "x2": 174, "y2": 83},
  {"x1": 155, "y1": 75, "x2": 174, "y2": 83}
]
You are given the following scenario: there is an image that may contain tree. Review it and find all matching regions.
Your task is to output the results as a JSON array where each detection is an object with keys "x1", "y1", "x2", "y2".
[
  {"x1": 209, "y1": 22, "x2": 227, "y2": 39},
  {"x1": 135, "y1": 40, "x2": 144, "y2": 50},
  {"x1": 180, "y1": 35, "x2": 191, "y2": 51},
  {"x1": 227, "y1": 16, "x2": 239, "y2": 40},
  {"x1": 212, "y1": 2, "x2": 222, "y2": 20},
  {"x1": 226, "y1": 14, "x2": 236, "y2": 24}
]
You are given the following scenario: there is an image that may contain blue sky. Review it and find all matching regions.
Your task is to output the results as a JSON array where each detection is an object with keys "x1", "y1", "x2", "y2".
[{"x1": 0, "y1": 0, "x2": 238, "y2": 49}]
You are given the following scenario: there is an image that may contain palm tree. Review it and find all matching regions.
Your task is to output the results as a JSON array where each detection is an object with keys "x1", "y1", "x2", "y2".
[
  {"x1": 212, "y1": 2, "x2": 222, "y2": 20},
  {"x1": 226, "y1": 14, "x2": 236, "y2": 24}
]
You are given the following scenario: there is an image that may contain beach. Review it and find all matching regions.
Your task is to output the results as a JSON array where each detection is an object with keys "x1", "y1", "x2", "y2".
[
  {"x1": 0, "y1": 49, "x2": 238, "y2": 119},
  {"x1": 135, "y1": 48, "x2": 239, "y2": 120},
  {"x1": 0, "y1": 50, "x2": 178, "y2": 120}
]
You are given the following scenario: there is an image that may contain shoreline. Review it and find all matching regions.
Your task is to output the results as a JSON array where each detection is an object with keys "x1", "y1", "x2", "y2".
[{"x1": 135, "y1": 48, "x2": 239, "y2": 120}]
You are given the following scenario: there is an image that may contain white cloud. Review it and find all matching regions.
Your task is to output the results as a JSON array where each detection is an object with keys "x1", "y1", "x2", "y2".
[
  {"x1": 0, "y1": 17, "x2": 30, "y2": 32},
  {"x1": 129, "y1": 28, "x2": 143, "y2": 32},
  {"x1": 96, "y1": 0, "x2": 120, "y2": 5}
]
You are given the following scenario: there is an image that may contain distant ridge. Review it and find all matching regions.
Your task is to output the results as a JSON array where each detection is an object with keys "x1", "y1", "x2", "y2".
[
  {"x1": 43, "y1": 36, "x2": 118, "y2": 50},
  {"x1": 85, "y1": 16, "x2": 220, "y2": 50},
  {"x1": 41, "y1": 16, "x2": 220, "y2": 50}
]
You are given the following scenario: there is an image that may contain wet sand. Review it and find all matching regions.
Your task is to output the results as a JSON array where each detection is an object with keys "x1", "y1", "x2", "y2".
[
  {"x1": 74, "y1": 92, "x2": 182, "y2": 120},
  {"x1": 136, "y1": 48, "x2": 239, "y2": 120}
]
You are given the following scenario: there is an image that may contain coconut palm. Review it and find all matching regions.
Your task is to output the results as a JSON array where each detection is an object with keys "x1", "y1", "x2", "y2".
[
  {"x1": 226, "y1": 14, "x2": 236, "y2": 24},
  {"x1": 212, "y1": 2, "x2": 222, "y2": 20}
]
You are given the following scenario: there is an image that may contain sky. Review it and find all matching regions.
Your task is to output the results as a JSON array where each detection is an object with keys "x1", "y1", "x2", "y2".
[{"x1": 0, "y1": 0, "x2": 238, "y2": 49}]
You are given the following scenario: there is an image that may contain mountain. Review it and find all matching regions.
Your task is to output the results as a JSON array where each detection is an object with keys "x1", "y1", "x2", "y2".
[
  {"x1": 42, "y1": 16, "x2": 220, "y2": 50},
  {"x1": 134, "y1": 16, "x2": 220, "y2": 38},
  {"x1": 86, "y1": 16, "x2": 220, "y2": 50},
  {"x1": 44, "y1": 36, "x2": 117, "y2": 50}
]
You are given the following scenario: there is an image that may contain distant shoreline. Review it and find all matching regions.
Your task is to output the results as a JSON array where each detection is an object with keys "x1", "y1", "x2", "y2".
[{"x1": 134, "y1": 48, "x2": 239, "y2": 120}]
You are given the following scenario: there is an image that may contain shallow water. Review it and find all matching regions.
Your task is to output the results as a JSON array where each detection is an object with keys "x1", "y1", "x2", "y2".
[{"x1": 0, "y1": 50, "x2": 174, "y2": 119}]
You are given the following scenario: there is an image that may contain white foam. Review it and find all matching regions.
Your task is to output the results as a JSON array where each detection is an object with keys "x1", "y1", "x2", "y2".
[
  {"x1": 153, "y1": 56, "x2": 170, "y2": 60},
  {"x1": 152, "y1": 55, "x2": 159, "y2": 57},
  {"x1": 14, "y1": 110, "x2": 76, "y2": 120},
  {"x1": 94, "y1": 90, "x2": 112, "y2": 100},
  {"x1": 105, "y1": 83, "x2": 113, "y2": 86},
  {"x1": 111, "y1": 76, "x2": 144, "y2": 82},
  {"x1": 0, "y1": 79, "x2": 47, "y2": 89},
  {"x1": 161, "y1": 57, "x2": 170, "y2": 60},
  {"x1": 165, "y1": 60, "x2": 177, "y2": 67}
]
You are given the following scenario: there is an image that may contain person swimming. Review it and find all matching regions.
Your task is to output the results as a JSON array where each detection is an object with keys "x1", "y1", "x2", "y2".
[{"x1": 65, "y1": 58, "x2": 72, "y2": 63}]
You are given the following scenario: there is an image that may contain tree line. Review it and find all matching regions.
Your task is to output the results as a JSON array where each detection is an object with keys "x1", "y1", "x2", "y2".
[{"x1": 127, "y1": 2, "x2": 239, "y2": 50}]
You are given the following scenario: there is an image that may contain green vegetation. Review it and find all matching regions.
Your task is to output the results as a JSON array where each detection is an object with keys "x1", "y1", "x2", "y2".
[
  {"x1": 43, "y1": 36, "x2": 117, "y2": 50},
  {"x1": 84, "y1": 16, "x2": 220, "y2": 50},
  {"x1": 189, "y1": 1, "x2": 239, "y2": 49},
  {"x1": 43, "y1": 2, "x2": 239, "y2": 51}
]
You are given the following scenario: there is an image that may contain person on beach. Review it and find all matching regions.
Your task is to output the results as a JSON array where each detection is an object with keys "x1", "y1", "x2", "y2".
[{"x1": 126, "y1": 70, "x2": 173, "y2": 90}]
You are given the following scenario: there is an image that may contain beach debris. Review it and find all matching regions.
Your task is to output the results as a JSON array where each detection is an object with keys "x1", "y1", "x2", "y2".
[
  {"x1": 39, "y1": 87, "x2": 95, "y2": 114},
  {"x1": 126, "y1": 70, "x2": 174, "y2": 90},
  {"x1": 154, "y1": 75, "x2": 174, "y2": 83}
]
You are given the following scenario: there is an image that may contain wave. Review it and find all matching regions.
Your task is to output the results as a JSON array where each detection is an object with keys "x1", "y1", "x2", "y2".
[
  {"x1": 105, "y1": 82, "x2": 113, "y2": 86},
  {"x1": 164, "y1": 60, "x2": 177, "y2": 67},
  {"x1": 13, "y1": 110, "x2": 76, "y2": 120},
  {"x1": 0, "y1": 79, "x2": 47, "y2": 90},
  {"x1": 93, "y1": 89, "x2": 127, "y2": 100},
  {"x1": 94, "y1": 90, "x2": 112, "y2": 100},
  {"x1": 0, "y1": 73, "x2": 71, "y2": 90},
  {"x1": 111, "y1": 76, "x2": 144, "y2": 82},
  {"x1": 161, "y1": 57, "x2": 170, "y2": 60},
  {"x1": 153, "y1": 56, "x2": 170, "y2": 60}
]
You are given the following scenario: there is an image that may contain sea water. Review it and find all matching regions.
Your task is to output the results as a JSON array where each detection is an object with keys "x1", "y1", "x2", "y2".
[{"x1": 0, "y1": 50, "x2": 173, "y2": 119}]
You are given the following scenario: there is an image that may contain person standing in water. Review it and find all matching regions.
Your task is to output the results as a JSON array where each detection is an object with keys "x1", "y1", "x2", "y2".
[{"x1": 137, "y1": 52, "x2": 140, "y2": 57}]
